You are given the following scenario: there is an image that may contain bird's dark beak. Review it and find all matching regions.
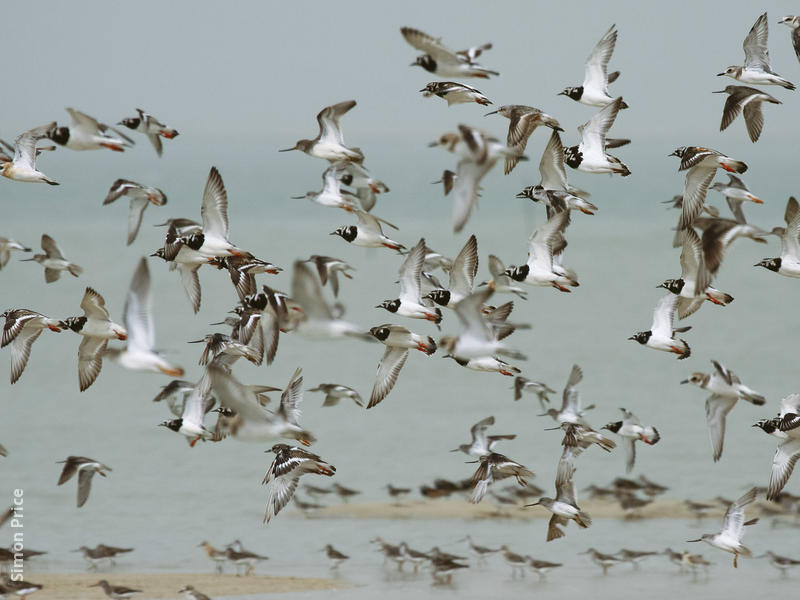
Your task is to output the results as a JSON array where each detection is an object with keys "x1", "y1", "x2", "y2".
[
  {"x1": 524, "y1": 500, "x2": 542, "y2": 507},
  {"x1": 464, "y1": 459, "x2": 479, "y2": 464},
  {"x1": 712, "y1": 90, "x2": 726, "y2": 94},
  {"x1": 410, "y1": 62, "x2": 419, "y2": 67},
  {"x1": 627, "y1": 335, "x2": 636, "y2": 341},
  {"x1": 278, "y1": 146, "x2": 297, "y2": 152},
  {"x1": 680, "y1": 379, "x2": 689, "y2": 384},
  {"x1": 209, "y1": 321, "x2": 226, "y2": 326},
  {"x1": 290, "y1": 195, "x2": 306, "y2": 200},
  {"x1": 557, "y1": 91, "x2": 567, "y2": 96},
  {"x1": 656, "y1": 283, "x2": 667, "y2": 289},
  {"x1": 484, "y1": 110, "x2": 499, "y2": 116},
  {"x1": 427, "y1": 141, "x2": 440, "y2": 148},
  {"x1": 716, "y1": 72, "x2": 726, "y2": 77},
  {"x1": 687, "y1": 538, "x2": 702, "y2": 543},
  {"x1": 187, "y1": 339, "x2": 205, "y2": 344},
  {"x1": 543, "y1": 426, "x2": 561, "y2": 431}
]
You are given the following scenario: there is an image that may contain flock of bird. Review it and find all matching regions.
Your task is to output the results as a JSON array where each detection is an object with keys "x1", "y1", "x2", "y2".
[{"x1": 3, "y1": 10, "x2": 800, "y2": 594}]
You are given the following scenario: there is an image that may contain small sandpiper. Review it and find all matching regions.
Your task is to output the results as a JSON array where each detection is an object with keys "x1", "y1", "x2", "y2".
[
  {"x1": 331, "y1": 483, "x2": 361, "y2": 503},
  {"x1": 1, "y1": 575, "x2": 43, "y2": 599},
  {"x1": 197, "y1": 541, "x2": 227, "y2": 573},
  {"x1": 371, "y1": 538, "x2": 405, "y2": 571},
  {"x1": 74, "y1": 545, "x2": 133, "y2": 570},
  {"x1": 499, "y1": 545, "x2": 527, "y2": 578},
  {"x1": 525, "y1": 557, "x2": 563, "y2": 581},
  {"x1": 224, "y1": 545, "x2": 268, "y2": 576},
  {"x1": 580, "y1": 548, "x2": 623, "y2": 575},
  {"x1": 89, "y1": 580, "x2": 141, "y2": 600},
  {"x1": 179, "y1": 585, "x2": 211, "y2": 600},
  {"x1": 386, "y1": 484, "x2": 411, "y2": 502},
  {"x1": 460, "y1": 535, "x2": 499, "y2": 565},
  {"x1": 756, "y1": 550, "x2": 800, "y2": 576},
  {"x1": 616, "y1": 549, "x2": 658, "y2": 569},
  {"x1": 323, "y1": 544, "x2": 349, "y2": 569}
]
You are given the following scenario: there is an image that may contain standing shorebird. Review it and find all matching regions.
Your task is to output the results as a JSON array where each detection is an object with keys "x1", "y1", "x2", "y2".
[
  {"x1": 323, "y1": 544, "x2": 349, "y2": 569},
  {"x1": 197, "y1": 542, "x2": 227, "y2": 574},
  {"x1": 688, "y1": 487, "x2": 759, "y2": 567},
  {"x1": 178, "y1": 586, "x2": 211, "y2": 600},
  {"x1": 89, "y1": 580, "x2": 141, "y2": 600},
  {"x1": 498, "y1": 545, "x2": 527, "y2": 578},
  {"x1": 756, "y1": 550, "x2": 800, "y2": 576},
  {"x1": 73, "y1": 545, "x2": 133, "y2": 570},
  {"x1": 460, "y1": 535, "x2": 500, "y2": 565},
  {"x1": 580, "y1": 548, "x2": 624, "y2": 575},
  {"x1": 2, "y1": 575, "x2": 43, "y2": 599},
  {"x1": 57, "y1": 456, "x2": 111, "y2": 508}
]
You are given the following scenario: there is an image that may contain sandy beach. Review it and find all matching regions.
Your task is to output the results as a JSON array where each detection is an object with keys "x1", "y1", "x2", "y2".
[
  {"x1": 29, "y1": 573, "x2": 350, "y2": 600},
  {"x1": 305, "y1": 498, "x2": 743, "y2": 520}
]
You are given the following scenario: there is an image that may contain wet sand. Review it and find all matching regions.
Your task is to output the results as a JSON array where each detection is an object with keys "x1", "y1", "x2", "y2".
[
  {"x1": 30, "y1": 573, "x2": 350, "y2": 599},
  {"x1": 304, "y1": 498, "x2": 736, "y2": 520}
]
